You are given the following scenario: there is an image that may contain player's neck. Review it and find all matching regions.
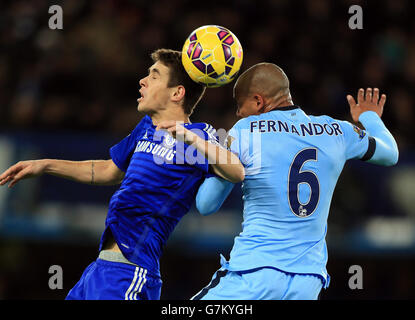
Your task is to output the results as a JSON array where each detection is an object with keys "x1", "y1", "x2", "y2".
[{"x1": 265, "y1": 96, "x2": 294, "y2": 113}]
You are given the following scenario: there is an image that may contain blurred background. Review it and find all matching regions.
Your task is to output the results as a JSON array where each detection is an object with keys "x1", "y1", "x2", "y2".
[{"x1": 0, "y1": 0, "x2": 414, "y2": 299}]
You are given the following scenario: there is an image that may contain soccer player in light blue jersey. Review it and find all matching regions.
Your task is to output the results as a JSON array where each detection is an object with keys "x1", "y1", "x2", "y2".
[
  {"x1": 0, "y1": 49, "x2": 244, "y2": 300},
  {"x1": 192, "y1": 63, "x2": 399, "y2": 300}
]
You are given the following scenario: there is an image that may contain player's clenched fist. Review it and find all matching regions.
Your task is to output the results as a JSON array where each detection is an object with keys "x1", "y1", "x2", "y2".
[
  {"x1": 346, "y1": 88, "x2": 386, "y2": 123},
  {"x1": 0, "y1": 160, "x2": 46, "y2": 188}
]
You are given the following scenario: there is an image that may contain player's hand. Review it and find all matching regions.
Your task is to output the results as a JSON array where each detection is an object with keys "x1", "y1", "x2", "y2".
[
  {"x1": 0, "y1": 160, "x2": 46, "y2": 188},
  {"x1": 346, "y1": 88, "x2": 386, "y2": 123},
  {"x1": 156, "y1": 120, "x2": 198, "y2": 145}
]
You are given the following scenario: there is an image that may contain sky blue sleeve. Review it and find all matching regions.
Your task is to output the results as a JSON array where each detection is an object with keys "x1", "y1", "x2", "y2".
[
  {"x1": 228, "y1": 119, "x2": 261, "y2": 176},
  {"x1": 228, "y1": 120, "x2": 251, "y2": 166},
  {"x1": 227, "y1": 124, "x2": 240, "y2": 157},
  {"x1": 196, "y1": 176, "x2": 235, "y2": 215},
  {"x1": 340, "y1": 119, "x2": 371, "y2": 161},
  {"x1": 358, "y1": 111, "x2": 399, "y2": 166}
]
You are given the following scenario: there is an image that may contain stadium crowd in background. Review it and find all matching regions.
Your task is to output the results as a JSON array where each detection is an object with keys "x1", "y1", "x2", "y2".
[
  {"x1": 0, "y1": 0, "x2": 414, "y2": 300},
  {"x1": 0, "y1": 0, "x2": 413, "y2": 152}
]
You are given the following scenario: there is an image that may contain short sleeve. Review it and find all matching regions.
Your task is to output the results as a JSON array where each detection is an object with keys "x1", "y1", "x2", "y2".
[
  {"x1": 226, "y1": 120, "x2": 253, "y2": 168},
  {"x1": 340, "y1": 120, "x2": 375, "y2": 161},
  {"x1": 227, "y1": 125, "x2": 240, "y2": 156},
  {"x1": 110, "y1": 116, "x2": 149, "y2": 172},
  {"x1": 177, "y1": 123, "x2": 220, "y2": 175}
]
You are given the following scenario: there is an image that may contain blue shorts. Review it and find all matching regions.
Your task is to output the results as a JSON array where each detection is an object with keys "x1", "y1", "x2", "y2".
[
  {"x1": 192, "y1": 263, "x2": 323, "y2": 300},
  {"x1": 65, "y1": 258, "x2": 162, "y2": 300}
]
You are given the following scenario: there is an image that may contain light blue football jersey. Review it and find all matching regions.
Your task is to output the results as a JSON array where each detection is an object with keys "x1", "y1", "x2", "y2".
[{"x1": 226, "y1": 105, "x2": 375, "y2": 287}]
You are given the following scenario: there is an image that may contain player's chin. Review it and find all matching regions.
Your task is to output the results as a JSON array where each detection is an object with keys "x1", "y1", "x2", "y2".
[
  {"x1": 139, "y1": 102, "x2": 159, "y2": 115},
  {"x1": 137, "y1": 100, "x2": 147, "y2": 112},
  {"x1": 236, "y1": 110, "x2": 247, "y2": 119}
]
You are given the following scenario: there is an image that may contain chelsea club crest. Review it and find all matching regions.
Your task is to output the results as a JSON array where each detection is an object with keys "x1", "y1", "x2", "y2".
[{"x1": 163, "y1": 133, "x2": 176, "y2": 148}]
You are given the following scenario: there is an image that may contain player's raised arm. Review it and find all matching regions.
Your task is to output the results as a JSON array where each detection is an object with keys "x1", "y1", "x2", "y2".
[
  {"x1": 0, "y1": 159, "x2": 125, "y2": 188},
  {"x1": 156, "y1": 120, "x2": 245, "y2": 183},
  {"x1": 346, "y1": 88, "x2": 399, "y2": 166}
]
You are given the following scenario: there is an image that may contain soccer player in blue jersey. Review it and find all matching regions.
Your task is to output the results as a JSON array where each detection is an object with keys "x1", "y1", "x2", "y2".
[
  {"x1": 0, "y1": 49, "x2": 244, "y2": 300},
  {"x1": 192, "y1": 63, "x2": 399, "y2": 300}
]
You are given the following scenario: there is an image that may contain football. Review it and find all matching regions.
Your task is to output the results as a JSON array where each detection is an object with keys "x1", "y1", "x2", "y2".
[{"x1": 181, "y1": 25, "x2": 243, "y2": 88}]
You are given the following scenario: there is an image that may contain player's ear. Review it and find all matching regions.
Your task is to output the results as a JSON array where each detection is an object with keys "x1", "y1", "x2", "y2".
[
  {"x1": 253, "y1": 94, "x2": 265, "y2": 112},
  {"x1": 171, "y1": 85, "x2": 186, "y2": 103}
]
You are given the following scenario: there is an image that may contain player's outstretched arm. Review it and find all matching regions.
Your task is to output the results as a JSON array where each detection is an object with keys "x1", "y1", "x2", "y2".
[
  {"x1": 346, "y1": 88, "x2": 399, "y2": 166},
  {"x1": 0, "y1": 159, "x2": 124, "y2": 188},
  {"x1": 196, "y1": 176, "x2": 235, "y2": 215},
  {"x1": 156, "y1": 121, "x2": 245, "y2": 183}
]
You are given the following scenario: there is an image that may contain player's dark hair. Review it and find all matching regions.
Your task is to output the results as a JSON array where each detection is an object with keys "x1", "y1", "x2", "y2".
[{"x1": 151, "y1": 49, "x2": 206, "y2": 115}]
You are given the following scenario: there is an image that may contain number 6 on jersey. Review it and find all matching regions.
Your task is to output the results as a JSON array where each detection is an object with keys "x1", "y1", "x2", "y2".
[{"x1": 288, "y1": 148, "x2": 320, "y2": 217}]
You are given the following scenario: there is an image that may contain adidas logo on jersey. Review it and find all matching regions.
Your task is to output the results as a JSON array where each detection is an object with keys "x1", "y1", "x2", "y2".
[{"x1": 142, "y1": 130, "x2": 148, "y2": 140}]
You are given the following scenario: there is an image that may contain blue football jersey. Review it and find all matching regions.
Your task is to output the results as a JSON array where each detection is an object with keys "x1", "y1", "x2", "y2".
[
  {"x1": 226, "y1": 105, "x2": 375, "y2": 287},
  {"x1": 99, "y1": 115, "x2": 217, "y2": 276}
]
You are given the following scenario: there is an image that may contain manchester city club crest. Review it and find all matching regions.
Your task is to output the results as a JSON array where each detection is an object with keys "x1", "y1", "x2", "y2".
[{"x1": 163, "y1": 133, "x2": 176, "y2": 148}]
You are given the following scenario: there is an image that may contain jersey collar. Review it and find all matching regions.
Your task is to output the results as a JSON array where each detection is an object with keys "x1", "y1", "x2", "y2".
[{"x1": 272, "y1": 105, "x2": 301, "y2": 111}]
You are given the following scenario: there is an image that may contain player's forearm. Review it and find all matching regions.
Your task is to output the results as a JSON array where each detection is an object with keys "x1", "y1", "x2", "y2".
[
  {"x1": 43, "y1": 159, "x2": 122, "y2": 185},
  {"x1": 191, "y1": 135, "x2": 245, "y2": 183},
  {"x1": 196, "y1": 176, "x2": 235, "y2": 215},
  {"x1": 210, "y1": 156, "x2": 245, "y2": 184},
  {"x1": 359, "y1": 111, "x2": 399, "y2": 166}
]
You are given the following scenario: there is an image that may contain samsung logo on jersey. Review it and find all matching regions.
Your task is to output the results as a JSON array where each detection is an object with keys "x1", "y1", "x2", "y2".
[
  {"x1": 135, "y1": 140, "x2": 176, "y2": 162},
  {"x1": 250, "y1": 120, "x2": 343, "y2": 137}
]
